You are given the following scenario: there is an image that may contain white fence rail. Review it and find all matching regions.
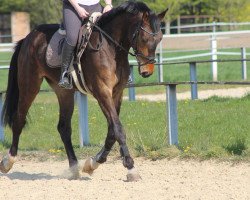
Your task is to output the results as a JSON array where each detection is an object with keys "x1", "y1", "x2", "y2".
[
  {"x1": 0, "y1": 43, "x2": 14, "y2": 52},
  {"x1": 166, "y1": 21, "x2": 250, "y2": 34},
  {"x1": 157, "y1": 30, "x2": 250, "y2": 81}
]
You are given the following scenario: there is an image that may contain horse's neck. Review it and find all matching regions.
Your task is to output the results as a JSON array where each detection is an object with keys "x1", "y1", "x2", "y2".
[{"x1": 102, "y1": 15, "x2": 134, "y2": 50}]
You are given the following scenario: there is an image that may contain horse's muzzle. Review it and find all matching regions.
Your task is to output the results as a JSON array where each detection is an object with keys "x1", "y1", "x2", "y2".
[{"x1": 139, "y1": 63, "x2": 155, "y2": 78}]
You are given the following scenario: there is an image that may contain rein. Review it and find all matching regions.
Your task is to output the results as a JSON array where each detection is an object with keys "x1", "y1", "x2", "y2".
[
  {"x1": 89, "y1": 19, "x2": 159, "y2": 66},
  {"x1": 90, "y1": 21, "x2": 136, "y2": 57}
]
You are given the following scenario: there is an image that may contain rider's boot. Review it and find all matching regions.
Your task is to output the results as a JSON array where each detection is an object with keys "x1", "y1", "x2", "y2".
[{"x1": 58, "y1": 41, "x2": 75, "y2": 89}]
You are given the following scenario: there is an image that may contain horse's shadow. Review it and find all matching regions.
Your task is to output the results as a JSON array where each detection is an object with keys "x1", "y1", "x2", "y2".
[
  {"x1": 0, "y1": 171, "x2": 91, "y2": 181},
  {"x1": 0, "y1": 171, "x2": 56, "y2": 180}
]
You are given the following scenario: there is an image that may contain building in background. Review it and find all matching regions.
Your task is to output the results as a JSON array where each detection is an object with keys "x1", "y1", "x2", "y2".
[{"x1": 0, "y1": 12, "x2": 30, "y2": 43}]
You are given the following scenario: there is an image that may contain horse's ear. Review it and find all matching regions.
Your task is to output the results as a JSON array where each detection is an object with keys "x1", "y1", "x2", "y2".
[
  {"x1": 158, "y1": 8, "x2": 168, "y2": 21},
  {"x1": 142, "y1": 12, "x2": 149, "y2": 24}
]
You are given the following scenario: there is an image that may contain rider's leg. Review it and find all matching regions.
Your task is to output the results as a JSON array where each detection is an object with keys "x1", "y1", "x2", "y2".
[
  {"x1": 58, "y1": 41, "x2": 75, "y2": 89},
  {"x1": 58, "y1": 2, "x2": 81, "y2": 89}
]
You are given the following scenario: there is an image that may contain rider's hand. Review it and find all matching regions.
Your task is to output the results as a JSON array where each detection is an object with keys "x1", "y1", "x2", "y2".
[
  {"x1": 103, "y1": 4, "x2": 112, "y2": 13},
  {"x1": 76, "y1": 6, "x2": 89, "y2": 19}
]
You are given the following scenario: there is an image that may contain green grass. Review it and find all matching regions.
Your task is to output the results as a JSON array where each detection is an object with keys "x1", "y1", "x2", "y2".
[
  {"x1": 0, "y1": 52, "x2": 12, "y2": 91},
  {"x1": 178, "y1": 95, "x2": 250, "y2": 159},
  {"x1": 0, "y1": 93, "x2": 249, "y2": 161}
]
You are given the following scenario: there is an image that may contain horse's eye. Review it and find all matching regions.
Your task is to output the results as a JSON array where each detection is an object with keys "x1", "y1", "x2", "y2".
[{"x1": 141, "y1": 37, "x2": 148, "y2": 44}]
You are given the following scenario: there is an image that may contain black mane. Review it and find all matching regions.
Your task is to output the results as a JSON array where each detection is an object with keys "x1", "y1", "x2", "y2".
[{"x1": 98, "y1": 1, "x2": 159, "y2": 32}]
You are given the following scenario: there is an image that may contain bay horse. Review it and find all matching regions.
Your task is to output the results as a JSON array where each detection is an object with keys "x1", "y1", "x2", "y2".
[{"x1": 0, "y1": 1, "x2": 167, "y2": 181}]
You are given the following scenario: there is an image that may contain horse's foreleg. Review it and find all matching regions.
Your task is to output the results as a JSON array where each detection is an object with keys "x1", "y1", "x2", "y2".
[
  {"x1": 99, "y1": 118, "x2": 141, "y2": 181},
  {"x1": 83, "y1": 91, "x2": 120, "y2": 175},
  {"x1": 92, "y1": 91, "x2": 123, "y2": 164},
  {"x1": 83, "y1": 90, "x2": 141, "y2": 181},
  {"x1": 113, "y1": 91, "x2": 141, "y2": 181},
  {"x1": 112, "y1": 119, "x2": 141, "y2": 181},
  {"x1": 82, "y1": 113, "x2": 116, "y2": 175}
]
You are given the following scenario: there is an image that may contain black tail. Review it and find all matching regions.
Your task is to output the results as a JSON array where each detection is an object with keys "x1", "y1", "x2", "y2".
[{"x1": 1, "y1": 40, "x2": 23, "y2": 127}]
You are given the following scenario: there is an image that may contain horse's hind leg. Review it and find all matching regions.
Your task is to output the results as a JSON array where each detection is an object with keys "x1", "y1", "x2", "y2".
[
  {"x1": 0, "y1": 77, "x2": 43, "y2": 173},
  {"x1": 53, "y1": 87, "x2": 79, "y2": 179}
]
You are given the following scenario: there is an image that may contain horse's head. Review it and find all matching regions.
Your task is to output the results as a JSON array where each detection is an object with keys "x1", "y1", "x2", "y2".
[{"x1": 131, "y1": 8, "x2": 168, "y2": 78}]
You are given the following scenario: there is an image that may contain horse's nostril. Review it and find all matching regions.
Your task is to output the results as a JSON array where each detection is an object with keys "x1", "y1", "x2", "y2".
[{"x1": 141, "y1": 72, "x2": 151, "y2": 78}]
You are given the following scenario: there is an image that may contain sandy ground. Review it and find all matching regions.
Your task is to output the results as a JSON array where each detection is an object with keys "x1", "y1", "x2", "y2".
[
  {"x1": 124, "y1": 87, "x2": 250, "y2": 101},
  {"x1": 0, "y1": 157, "x2": 249, "y2": 200}
]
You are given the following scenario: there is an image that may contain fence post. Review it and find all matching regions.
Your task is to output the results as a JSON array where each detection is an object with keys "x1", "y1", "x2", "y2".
[
  {"x1": 177, "y1": 16, "x2": 181, "y2": 34},
  {"x1": 212, "y1": 21, "x2": 216, "y2": 33},
  {"x1": 189, "y1": 62, "x2": 198, "y2": 100},
  {"x1": 160, "y1": 41, "x2": 164, "y2": 82},
  {"x1": 157, "y1": 53, "x2": 163, "y2": 82},
  {"x1": 0, "y1": 92, "x2": 4, "y2": 141},
  {"x1": 211, "y1": 34, "x2": 218, "y2": 81},
  {"x1": 166, "y1": 84, "x2": 178, "y2": 145},
  {"x1": 77, "y1": 92, "x2": 89, "y2": 146},
  {"x1": 241, "y1": 47, "x2": 247, "y2": 80},
  {"x1": 128, "y1": 65, "x2": 136, "y2": 101}
]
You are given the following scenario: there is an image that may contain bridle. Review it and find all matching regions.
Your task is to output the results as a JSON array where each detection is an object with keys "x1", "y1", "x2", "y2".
[
  {"x1": 132, "y1": 21, "x2": 160, "y2": 66},
  {"x1": 89, "y1": 15, "x2": 160, "y2": 67}
]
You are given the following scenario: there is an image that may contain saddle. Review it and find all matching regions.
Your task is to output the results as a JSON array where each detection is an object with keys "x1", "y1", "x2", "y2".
[{"x1": 46, "y1": 12, "x2": 102, "y2": 94}]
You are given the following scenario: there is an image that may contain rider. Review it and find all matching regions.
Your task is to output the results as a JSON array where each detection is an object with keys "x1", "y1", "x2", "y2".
[{"x1": 59, "y1": 0, "x2": 113, "y2": 89}]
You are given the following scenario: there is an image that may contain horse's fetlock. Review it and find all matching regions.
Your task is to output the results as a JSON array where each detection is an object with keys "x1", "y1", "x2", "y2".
[
  {"x1": 96, "y1": 156, "x2": 106, "y2": 164},
  {"x1": 123, "y1": 156, "x2": 134, "y2": 169}
]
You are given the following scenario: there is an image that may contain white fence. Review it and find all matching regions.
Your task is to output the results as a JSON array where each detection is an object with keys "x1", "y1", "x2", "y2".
[
  {"x1": 128, "y1": 30, "x2": 248, "y2": 81},
  {"x1": 163, "y1": 22, "x2": 250, "y2": 34}
]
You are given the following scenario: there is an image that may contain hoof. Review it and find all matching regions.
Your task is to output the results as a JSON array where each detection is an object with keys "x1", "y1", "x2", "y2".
[
  {"x1": 68, "y1": 165, "x2": 80, "y2": 180},
  {"x1": 0, "y1": 154, "x2": 16, "y2": 173},
  {"x1": 82, "y1": 157, "x2": 100, "y2": 175},
  {"x1": 126, "y1": 168, "x2": 141, "y2": 182}
]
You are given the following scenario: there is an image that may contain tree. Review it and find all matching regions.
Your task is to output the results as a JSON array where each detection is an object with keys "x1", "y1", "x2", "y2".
[
  {"x1": 0, "y1": 0, "x2": 26, "y2": 13},
  {"x1": 215, "y1": 0, "x2": 250, "y2": 22},
  {"x1": 28, "y1": 0, "x2": 62, "y2": 27},
  {"x1": 1, "y1": 0, "x2": 250, "y2": 28},
  {"x1": 0, "y1": 0, "x2": 62, "y2": 28}
]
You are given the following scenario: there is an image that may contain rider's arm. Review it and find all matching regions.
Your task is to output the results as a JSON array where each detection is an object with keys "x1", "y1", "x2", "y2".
[
  {"x1": 104, "y1": 0, "x2": 112, "y2": 8},
  {"x1": 103, "y1": 0, "x2": 112, "y2": 13},
  {"x1": 68, "y1": 0, "x2": 89, "y2": 18}
]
